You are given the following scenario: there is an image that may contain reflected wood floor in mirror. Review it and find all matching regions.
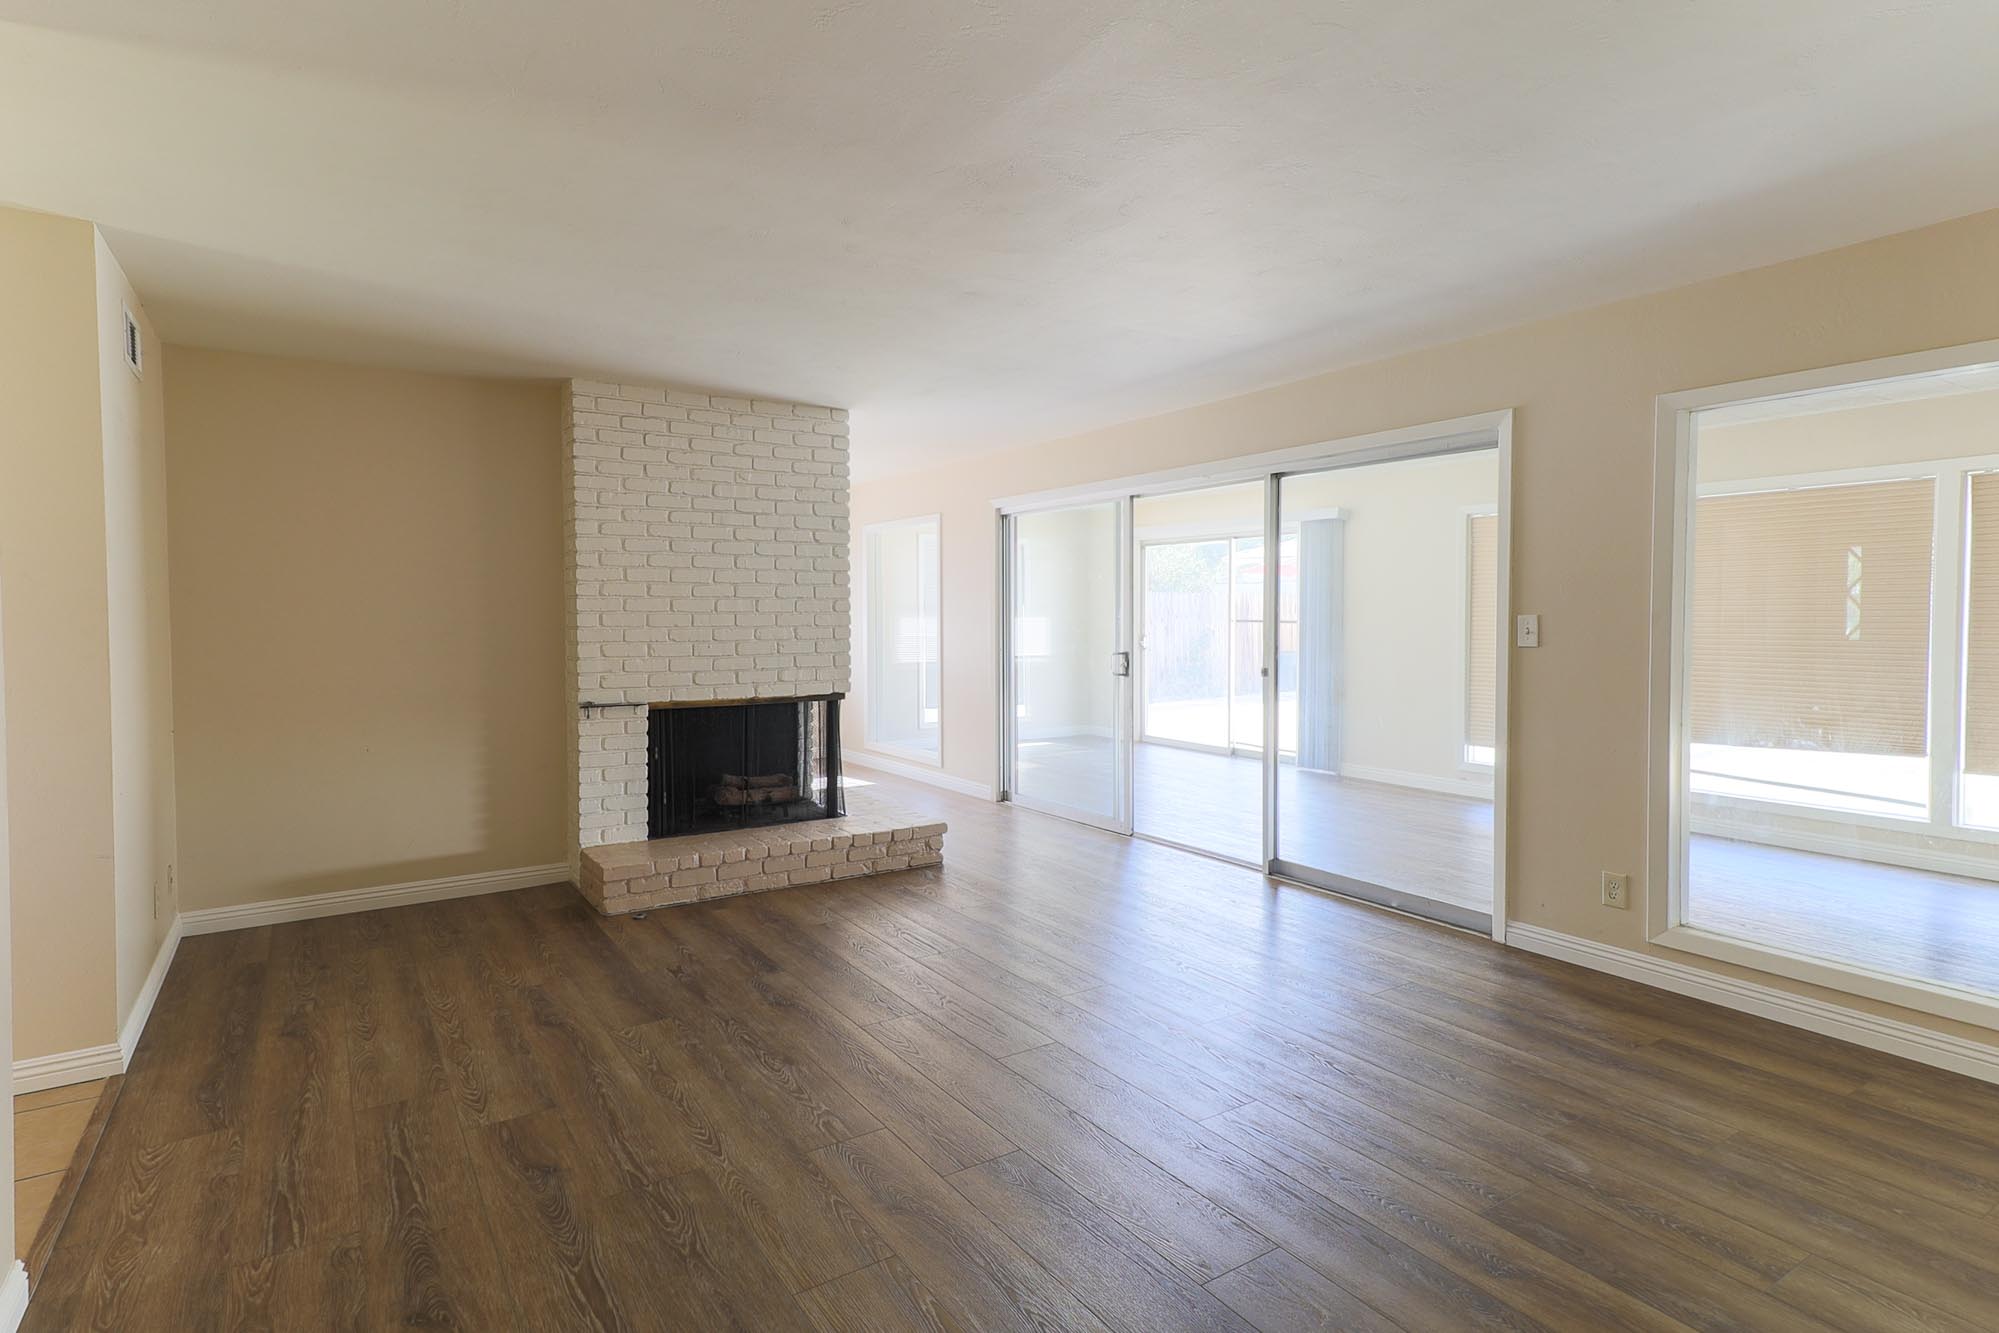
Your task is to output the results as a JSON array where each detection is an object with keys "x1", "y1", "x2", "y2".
[
  {"x1": 1132, "y1": 742, "x2": 1494, "y2": 908},
  {"x1": 1692, "y1": 833, "x2": 1999, "y2": 996},
  {"x1": 25, "y1": 773, "x2": 1999, "y2": 1330}
]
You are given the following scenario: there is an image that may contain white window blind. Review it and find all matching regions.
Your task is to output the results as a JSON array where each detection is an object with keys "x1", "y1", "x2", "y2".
[
  {"x1": 1466, "y1": 513, "x2": 1498, "y2": 750},
  {"x1": 1690, "y1": 478, "x2": 1933, "y2": 756}
]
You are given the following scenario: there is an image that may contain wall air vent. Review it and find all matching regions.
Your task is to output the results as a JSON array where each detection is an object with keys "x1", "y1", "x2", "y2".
[{"x1": 121, "y1": 303, "x2": 143, "y2": 379}]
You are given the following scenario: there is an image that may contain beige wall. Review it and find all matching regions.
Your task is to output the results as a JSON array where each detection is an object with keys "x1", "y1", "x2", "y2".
[
  {"x1": 165, "y1": 349, "x2": 566, "y2": 909},
  {"x1": 0, "y1": 540, "x2": 20, "y2": 1263},
  {"x1": 96, "y1": 232, "x2": 180, "y2": 1024},
  {"x1": 1698, "y1": 385, "x2": 1999, "y2": 480},
  {"x1": 852, "y1": 205, "x2": 1999, "y2": 1050},
  {"x1": 0, "y1": 208, "x2": 120, "y2": 1060}
]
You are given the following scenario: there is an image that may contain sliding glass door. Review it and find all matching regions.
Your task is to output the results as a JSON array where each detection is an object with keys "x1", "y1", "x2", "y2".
[
  {"x1": 1004, "y1": 499, "x2": 1131, "y2": 831},
  {"x1": 1270, "y1": 446, "x2": 1501, "y2": 931},
  {"x1": 998, "y1": 421, "x2": 1508, "y2": 934},
  {"x1": 1130, "y1": 482, "x2": 1274, "y2": 861}
]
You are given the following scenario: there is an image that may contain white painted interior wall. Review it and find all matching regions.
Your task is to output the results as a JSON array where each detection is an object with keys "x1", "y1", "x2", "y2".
[{"x1": 96, "y1": 233, "x2": 180, "y2": 1025}]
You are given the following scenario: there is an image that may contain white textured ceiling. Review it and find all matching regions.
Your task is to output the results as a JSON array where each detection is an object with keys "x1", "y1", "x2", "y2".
[{"x1": 4, "y1": 2, "x2": 1999, "y2": 478}]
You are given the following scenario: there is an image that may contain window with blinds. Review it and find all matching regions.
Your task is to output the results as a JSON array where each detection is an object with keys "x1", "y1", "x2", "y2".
[
  {"x1": 1466, "y1": 513, "x2": 1498, "y2": 753},
  {"x1": 1690, "y1": 477, "x2": 1934, "y2": 756}
]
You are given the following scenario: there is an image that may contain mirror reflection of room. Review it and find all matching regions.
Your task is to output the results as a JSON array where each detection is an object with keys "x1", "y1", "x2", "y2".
[
  {"x1": 1130, "y1": 452, "x2": 1500, "y2": 926},
  {"x1": 1009, "y1": 501, "x2": 1124, "y2": 823},
  {"x1": 1685, "y1": 370, "x2": 1999, "y2": 996}
]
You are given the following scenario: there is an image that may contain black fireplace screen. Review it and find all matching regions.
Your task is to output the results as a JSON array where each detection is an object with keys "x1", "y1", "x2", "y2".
[{"x1": 648, "y1": 696, "x2": 843, "y2": 839}]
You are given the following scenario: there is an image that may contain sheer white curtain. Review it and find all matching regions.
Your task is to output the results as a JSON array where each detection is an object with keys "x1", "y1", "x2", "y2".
[
  {"x1": 864, "y1": 517, "x2": 941, "y2": 758},
  {"x1": 1295, "y1": 517, "x2": 1344, "y2": 772}
]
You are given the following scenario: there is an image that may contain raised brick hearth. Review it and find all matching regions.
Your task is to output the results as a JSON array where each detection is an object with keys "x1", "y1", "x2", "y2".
[{"x1": 578, "y1": 791, "x2": 944, "y2": 915}]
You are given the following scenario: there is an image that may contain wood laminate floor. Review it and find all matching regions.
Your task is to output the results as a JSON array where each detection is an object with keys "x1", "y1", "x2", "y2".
[
  {"x1": 12, "y1": 1079, "x2": 110, "y2": 1276},
  {"x1": 27, "y1": 774, "x2": 1999, "y2": 1330}
]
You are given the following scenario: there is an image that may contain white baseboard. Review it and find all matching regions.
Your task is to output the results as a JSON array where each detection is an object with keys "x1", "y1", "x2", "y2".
[
  {"x1": 0, "y1": 1261, "x2": 27, "y2": 1333},
  {"x1": 119, "y1": 914, "x2": 184, "y2": 1067},
  {"x1": 1508, "y1": 923, "x2": 1999, "y2": 1086},
  {"x1": 12, "y1": 1044, "x2": 124, "y2": 1096},
  {"x1": 846, "y1": 751, "x2": 994, "y2": 801},
  {"x1": 16, "y1": 917, "x2": 181, "y2": 1092},
  {"x1": 178, "y1": 862, "x2": 569, "y2": 936},
  {"x1": 1340, "y1": 763, "x2": 1494, "y2": 801}
]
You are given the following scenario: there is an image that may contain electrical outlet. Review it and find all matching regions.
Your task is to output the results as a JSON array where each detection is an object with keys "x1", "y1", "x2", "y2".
[{"x1": 1601, "y1": 871, "x2": 1631, "y2": 910}]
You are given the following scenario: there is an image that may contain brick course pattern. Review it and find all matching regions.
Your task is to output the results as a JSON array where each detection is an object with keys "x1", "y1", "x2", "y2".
[
  {"x1": 563, "y1": 376, "x2": 853, "y2": 855},
  {"x1": 577, "y1": 792, "x2": 945, "y2": 916}
]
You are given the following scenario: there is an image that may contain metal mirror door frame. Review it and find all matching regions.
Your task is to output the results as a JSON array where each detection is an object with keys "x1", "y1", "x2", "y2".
[
  {"x1": 1262, "y1": 438, "x2": 1504, "y2": 936},
  {"x1": 997, "y1": 499, "x2": 1135, "y2": 835}
]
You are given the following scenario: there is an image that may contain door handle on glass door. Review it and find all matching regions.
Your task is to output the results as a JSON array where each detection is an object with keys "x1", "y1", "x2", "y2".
[{"x1": 1112, "y1": 652, "x2": 1131, "y2": 677}]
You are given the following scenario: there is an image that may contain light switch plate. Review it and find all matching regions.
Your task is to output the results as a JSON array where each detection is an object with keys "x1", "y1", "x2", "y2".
[{"x1": 1516, "y1": 614, "x2": 1540, "y2": 648}]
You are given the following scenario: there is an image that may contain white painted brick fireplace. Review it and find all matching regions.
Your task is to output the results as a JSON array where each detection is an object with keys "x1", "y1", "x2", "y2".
[
  {"x1": 561, "y1": 376, "x2": 940, "y2": 914},
  {"x1": 563, "y1": 377, "x2": 853, "y2": 856}
]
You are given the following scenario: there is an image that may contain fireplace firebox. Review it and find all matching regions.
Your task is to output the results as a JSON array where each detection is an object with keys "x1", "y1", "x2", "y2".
[{"x1": 647, "y1": 695, "x2": 844, "y2": 839}]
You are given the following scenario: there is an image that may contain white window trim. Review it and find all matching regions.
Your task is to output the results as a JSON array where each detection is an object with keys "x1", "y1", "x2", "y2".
[
  {"x1": 860, "y1": 514, "x2": 945, "y2": 768},
  {"x1": 1648, "y1": 338, "x2": 1999, "y2": 1031}
]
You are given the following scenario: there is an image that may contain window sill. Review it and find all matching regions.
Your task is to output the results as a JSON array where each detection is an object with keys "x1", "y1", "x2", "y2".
[
  {"x1": 1690, "y1": 790, "x2": 1999, "y2": 844},
  {"x1": 1650, "y1": 924, "x2": 1999, "y2": 1032}
]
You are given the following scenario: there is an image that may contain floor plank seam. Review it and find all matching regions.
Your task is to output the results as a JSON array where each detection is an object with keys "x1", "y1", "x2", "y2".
[{"x1": 1195, "y1": 1244, "x2": 1283, "y2": 1291}]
